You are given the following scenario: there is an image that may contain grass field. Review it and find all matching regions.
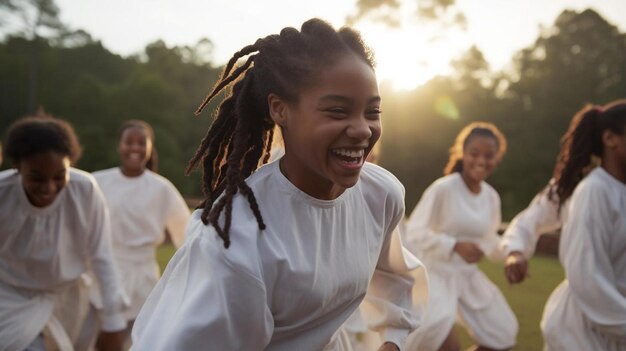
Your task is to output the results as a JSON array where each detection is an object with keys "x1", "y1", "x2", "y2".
[{"x1": 156, "y1": 246, "x2": 564, "y2": 350}]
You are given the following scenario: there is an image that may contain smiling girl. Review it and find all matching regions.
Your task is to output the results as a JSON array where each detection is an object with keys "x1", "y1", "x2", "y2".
[
  {"x1": 131, "y1": 19, "x2": 424, "y2": 351},
  {"x1": 0, "y1": 116, "x2": 126, "y2": 351},
  {"x1": 404, "y1": 122, "x2": 517, "y2": 351},
  {"x1": 92, "y1": 120, "x2": 190, "y2": 346}
]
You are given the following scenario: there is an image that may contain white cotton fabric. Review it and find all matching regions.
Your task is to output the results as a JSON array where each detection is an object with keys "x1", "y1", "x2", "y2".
[
  {"x1": 0, "y1": 168, "x2": 127, "y2": 351},
  {"x1": 500, "y1": 179, "x2": 565, "y2": 257},
  {"x1": 131, "y1": 161, "x2": 424, "y2": 351},
  {"x1": 541, "y1": 167, "x2": 626, "y2": 351},
  {"x1": 403, "y1": 173, "x2": 517, "y2": 350},
  {"x1": 93, "y1": 167, "x2": 190, "y2": 320}
]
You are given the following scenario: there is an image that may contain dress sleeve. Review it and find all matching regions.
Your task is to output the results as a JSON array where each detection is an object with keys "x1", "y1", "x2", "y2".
[
  {"x1": 500, "y1": 182, "x2": 561, "y2": 258},
  {"x1": 86, "y1": 182, "x2": 128, "y2": 331},
  {"x1": 163, "y1": 183, "x2": 191, "y2": 248},
  {"x1": 405, "y1": 183, "x2": 456, "y2": 260},
  {"x1": 561, "y1": 182, "x2": 626, "y2": 339},
  {"x1": 361, "y1": 210, "x2": 427, "y2": 350},
  {"x1": 131, "y1": 227, "x2": 274, "y2": 351}
]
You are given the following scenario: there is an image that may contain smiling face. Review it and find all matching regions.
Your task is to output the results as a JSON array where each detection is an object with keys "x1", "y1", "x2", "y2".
[
  {"x1": 17, "y1": 151, "x2": 70, "y2": 207},
  {"x1": 461, "y1": 135, "x2": 499, "y2": 189},
  {"x1": 270, "y1": 54, "x2": 381, "y2": 199},
  {"x1": 118, "y1": 126, "x2": 152, "y2": 177}
]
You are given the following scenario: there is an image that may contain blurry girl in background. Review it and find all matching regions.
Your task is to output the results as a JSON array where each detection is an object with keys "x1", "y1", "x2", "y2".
[
  {"x1": 0, "y1": 115, "x2": 126, "y2": 351},
  {"x1": 93, "y1": 120, "x2": 190, "y2": 346},
  {"x1": 404, "y1": 122, "x2": 517, "y2": 351}
]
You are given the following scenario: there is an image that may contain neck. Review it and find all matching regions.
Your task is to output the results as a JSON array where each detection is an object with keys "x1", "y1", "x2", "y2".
[
  {"x1": 460, "y1": 171, "x2": 482, "y2": 193},
  {"x1": 602, "y1": 158, "x2": 626, "y2": 184},
  {"x1": 120, "y1": 166, "x2": 145, "y2": 178},
  {"x1": 279, "y1": 158, "x2": 345, "y2": 200}
]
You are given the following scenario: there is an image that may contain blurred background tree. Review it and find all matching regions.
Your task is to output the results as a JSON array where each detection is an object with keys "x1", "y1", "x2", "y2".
[{"x1": 1, "y1": 2, "x2": 625, "y2": 219}]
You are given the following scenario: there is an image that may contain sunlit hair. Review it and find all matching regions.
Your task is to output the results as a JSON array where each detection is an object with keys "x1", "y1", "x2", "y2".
[
  {"x1": 5, "y1": 114, "x2": 82, "y2": 166},
  {"x1": 186, "y1": 18, "x2": 375, "y2": 248},
  {"x1": 118, "y1": 120, "x2": 158, "y2": 173},
  {"x1": 444, "y1": 121, "x2": 507, "y2": 175},
  {"x1": 551, "y1": 99, "x2": 626, "y2": 208}
]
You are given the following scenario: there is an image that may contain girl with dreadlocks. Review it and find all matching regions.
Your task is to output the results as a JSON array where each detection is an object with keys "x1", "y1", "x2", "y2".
[
  {"x1": 517, "y1": 100, "x2": 625, "y2": 351},
  {"x1": 131, "y1": 18, "x2": 425, "y2": 351},
  {"x1": 92, "y1": 120, "x2": 190, "y2": 346},
  {"x1": 0, "y1": 116, "x2": 127, "y2": 351},
  {"x1": 404, "y1": 122, "x2": 518, "y2": 351}
]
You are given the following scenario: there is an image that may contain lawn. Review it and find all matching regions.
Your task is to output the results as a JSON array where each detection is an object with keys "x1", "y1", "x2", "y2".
[{"x1": 156, "y1": 246, "x2": 564, "y2": 350}]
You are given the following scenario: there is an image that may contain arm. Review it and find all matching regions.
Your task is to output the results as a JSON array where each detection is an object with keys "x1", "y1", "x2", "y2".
[
  {"x1": 164, "y1": 183, "x2": 191, "y2": 248},
  {"x1": 405, "y1": 184, "x2": 456, "y2": 260},
  {"x1": 561, "y1": 182, "x2": 626, "y2": 339},
  {"x1": 87, "y1": 183, "x2": 127, "y2": 333},
  {"x1": 501, "y1": 182, "x2": 561, "y2": 258},
  {"x1": 131, "y1": 227, "x2": 274, "y2": 350},
  {"x1": 361, "y1": 212, "x2": 426, "y2": 350}
]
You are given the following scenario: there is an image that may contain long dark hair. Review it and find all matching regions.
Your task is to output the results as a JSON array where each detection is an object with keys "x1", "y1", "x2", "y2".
[
  {"x1": 186, "y1": 18, "x2": 375, "y2": 248},
  {"x1": 443, "y1": 122, "x2": 507, "y2": 175},
  {"x1": 551, "y1": 99, "x2": 626, "y2": 207}
]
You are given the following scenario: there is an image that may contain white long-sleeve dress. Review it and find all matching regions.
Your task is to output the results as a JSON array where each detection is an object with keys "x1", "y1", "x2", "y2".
[
  {"x1": 541, "y1": 167, "x2": 626, "y2": 350},
  {"x1": 0, "y1": 168, "x2": 127, "y2": 351},
  {"x1": 93, "y1": 167, "x2": 190, "y2": 320},
  {"x1": 131, "y1": 161, "x2": 425, "y2": 351},
  {"x1": 500, "y1": 179, "x2": 564, "y2": 258},
  {"x1": 403, "y1": 173, "x2": 517, "y2": 350}
]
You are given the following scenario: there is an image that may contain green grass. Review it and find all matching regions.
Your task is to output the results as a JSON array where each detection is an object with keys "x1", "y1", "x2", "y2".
[{"x1": 156, "y1": 246, "x2": 564, "y2": 350}]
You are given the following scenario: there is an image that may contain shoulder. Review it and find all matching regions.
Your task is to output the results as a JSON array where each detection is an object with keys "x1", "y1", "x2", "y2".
[
  {"x1": 571, "y1": 168, "x2": 616, "y2": 208},
  {"x1": 482, "y1": 181, "x2": 500, "y2": 202},
  {"x1": 359, "y1": 162, "x2": 405, "y2": 200},
  {"x1": 67, "y1": 168, "x2": 106, "y2": 202},
  {"x1": 0, "y1": 169, "x2": 18, "y2": 187},
  {"x1": 186, "y1": 209, "x2": 266, "y2": 283},
  {"x1": 424, "y1": 173, "x2": 459, "y2": 195}
]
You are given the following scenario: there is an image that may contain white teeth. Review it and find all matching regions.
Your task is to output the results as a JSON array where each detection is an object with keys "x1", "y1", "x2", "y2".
[{"x1": 332, "y1": 149, "x2": 364, "y2": 158}]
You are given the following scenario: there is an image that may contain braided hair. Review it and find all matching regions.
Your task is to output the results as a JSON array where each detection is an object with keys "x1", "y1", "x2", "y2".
[
  {"x1": 551, "y1": 99, "x2": 626, "y2": 208},
  {"x1": 186, "y1": 18, "x2": 374, "y2": 248},
  {"x1": 444, "y1": 122, "x2": 507, "y2": 175}
]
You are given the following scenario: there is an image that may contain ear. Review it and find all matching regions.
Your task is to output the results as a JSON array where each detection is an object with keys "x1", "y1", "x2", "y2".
[
  {"x1": 603, "y1": 129, "x2": 619, "y2": 149},
  {"x1": 268, "y1": 93, "x2": 290, "y2": 128}
]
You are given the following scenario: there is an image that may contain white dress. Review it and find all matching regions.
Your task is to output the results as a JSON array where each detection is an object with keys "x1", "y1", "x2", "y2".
[
  {"x1": 404, "y1": 173, "x2": 517, "y2": 350},
  {"x1": 93, "y1": 167, "x2": 190, "y2": 320},
  {"x1": 541, "y1": 167, "x2": 626, "y2": 350},
  {"x1": 131, "y1": 161, "x2": 425, "y2": 351},
  {"x1": 500, "y1": 179, "x2": 564, "y2": 258},
  {"x1": 0, "y1": 168, "x2": 127, "y2": 351}
]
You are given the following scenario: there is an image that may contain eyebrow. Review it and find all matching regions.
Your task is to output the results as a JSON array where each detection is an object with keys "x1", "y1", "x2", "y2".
[{"x1": 318, "y1": 95, "x2": 381, "y2": 105}]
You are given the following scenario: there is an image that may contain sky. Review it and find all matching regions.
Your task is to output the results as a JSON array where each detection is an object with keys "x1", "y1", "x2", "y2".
[{"x1": 40, "y1": 0, "x2": 626, "y2": 90}]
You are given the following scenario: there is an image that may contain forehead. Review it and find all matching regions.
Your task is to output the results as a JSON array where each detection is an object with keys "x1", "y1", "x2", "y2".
[
  {"x1": 465, "y1": 135, "x2": 498, "y2": 150},
  {"x1": 299, "y1": 55, "x2": 379, "y2": 103},
  {"x1": 121, "y1": 126, "x2": 150, "y2": 140},
  {"x1": 20, "y1": 151, "x2": 70, "y2": 173}
]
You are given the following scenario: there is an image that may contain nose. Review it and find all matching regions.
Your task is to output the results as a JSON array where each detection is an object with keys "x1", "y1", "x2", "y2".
[{"x1": 346, "y1": 115, "x2": 373, "y2": 141}]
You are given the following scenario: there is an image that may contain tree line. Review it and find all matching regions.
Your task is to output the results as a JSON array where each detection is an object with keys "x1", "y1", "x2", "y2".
[{"x1": 1, "y1": 6, "x2": 625, "y2": 218}]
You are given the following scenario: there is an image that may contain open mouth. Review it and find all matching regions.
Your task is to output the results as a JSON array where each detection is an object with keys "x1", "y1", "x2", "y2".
[{"x1": 331, "y1": 148, "x2": 365, "y2": 168}]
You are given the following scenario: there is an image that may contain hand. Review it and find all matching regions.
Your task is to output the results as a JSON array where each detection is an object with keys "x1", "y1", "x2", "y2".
[
  {"x1": 95, "y1": 330, "x2": 126, "y2": 351},
  {"x1": 377, "y1": 341, "x2": 400, "y2": 351},
  {"x1": 453, "y1": 242, "x2": 484, "y2": 263},
  {"x1": 504, "y1": 251, "x2": 529, "y2": 284}
]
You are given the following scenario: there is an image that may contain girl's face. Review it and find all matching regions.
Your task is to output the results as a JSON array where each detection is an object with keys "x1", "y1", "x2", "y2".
[
  {"x1": 461, "y1": 135, "x2": 499, "y2": 184},
  {"x1": 118, "y1": 127, "x2": 152, "y2": 175},
  {"x1": 17, "y1": 151, "x2": 70, "y2": 207},
  {"x1": 271, "y1": 54, "x2": 381, "y2": 199}
]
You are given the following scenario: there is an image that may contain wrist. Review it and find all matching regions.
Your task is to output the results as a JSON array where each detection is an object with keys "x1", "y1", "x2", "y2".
[{"x1": 383, "y1": 341, "x2": 400, "y2": 351}]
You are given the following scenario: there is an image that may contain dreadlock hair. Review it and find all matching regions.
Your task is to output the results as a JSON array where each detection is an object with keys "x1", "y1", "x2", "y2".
[
  {"x1": 5, "y1": 114, "x2": 82, "y2": 166},
  {"x1": 186, "y1": 18, "x2": 375, "y2": 248},
  {"x1": 118, "y1": 120, "x2": 158, "y2": 173},
  {"x1": 551, "y1": 99, "x2": 626, "y2": 208},
  {"x1": 444, "y1": 122, "x2": 507, "y2": 175}
]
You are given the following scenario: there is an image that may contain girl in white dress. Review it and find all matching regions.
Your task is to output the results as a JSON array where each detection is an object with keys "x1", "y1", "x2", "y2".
[
  {"x1": 534, "y1": 100, "x2": 626, "y2": 351},
  {"x1": 131, "y1": 18, "x2": 426, "y2": 351},
  {"x1": 404, "y1": 122, "x2": 517, "y2": 351},
  {"x1": 93, "y1": 120, "x2": 190, "y2": 344},
  {"x1": 0, "y1": 116, "x2": 126, "y2": 351}
]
